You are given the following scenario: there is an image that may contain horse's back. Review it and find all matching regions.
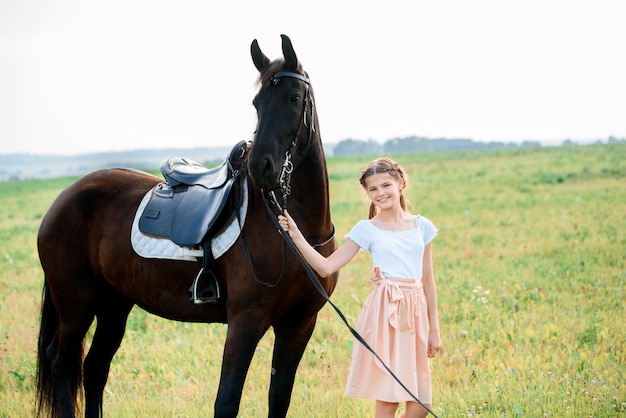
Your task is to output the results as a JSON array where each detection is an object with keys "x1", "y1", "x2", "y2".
[{"x1": 38, "y1": 168, "x2": 159, "y2": 268}]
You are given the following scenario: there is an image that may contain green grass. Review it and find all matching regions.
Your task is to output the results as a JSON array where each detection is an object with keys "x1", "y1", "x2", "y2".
[{"x1": 1, "y1": 143, "x2": 624, "y2": 417}]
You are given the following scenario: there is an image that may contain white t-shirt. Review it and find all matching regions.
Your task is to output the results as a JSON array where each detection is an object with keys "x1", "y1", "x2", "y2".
[{"x1": 345, "y1": 215, "x2": 438, "y2": 280}]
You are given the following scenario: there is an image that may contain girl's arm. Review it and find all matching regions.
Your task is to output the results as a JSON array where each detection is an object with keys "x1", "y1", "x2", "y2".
[
  {"x1": 422, "y1": 242, "x2": 442, "y2": 357},
  {"x1": 279, "y1": 210, "x2": 360, "y2": 278}
]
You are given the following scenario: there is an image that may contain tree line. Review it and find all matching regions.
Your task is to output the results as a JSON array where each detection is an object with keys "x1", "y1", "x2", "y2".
[{"x1": 331, "y1": 135, "x2": 625, "y2": 156}]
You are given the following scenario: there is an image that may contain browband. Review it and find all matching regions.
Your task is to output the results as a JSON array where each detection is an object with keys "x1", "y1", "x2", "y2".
[{"x1": 271, "y1": 71, "x2": 310, "y2": 85}]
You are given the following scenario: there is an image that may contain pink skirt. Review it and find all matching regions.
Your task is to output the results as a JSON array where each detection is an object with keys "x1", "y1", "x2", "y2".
[{"x1": 344, "y1": 269, "x2": 431, "y2": 403}]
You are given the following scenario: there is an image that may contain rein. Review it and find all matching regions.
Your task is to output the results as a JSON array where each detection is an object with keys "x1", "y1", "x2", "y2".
[{"x1": 262, "y1": 191, "x2": 439, "y2": 418}]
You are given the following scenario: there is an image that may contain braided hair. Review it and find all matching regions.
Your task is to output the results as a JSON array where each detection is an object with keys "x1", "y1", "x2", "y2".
[{"x1": 359, "y1": 158, "x2": 410, "y2": 219}]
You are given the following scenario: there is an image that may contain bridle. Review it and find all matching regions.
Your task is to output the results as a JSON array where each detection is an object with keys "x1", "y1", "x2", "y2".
[
  {"x1": 265, "y1": 70, "x2": 333, "y2": 248},
  {"x1": 268, "y1": 71, "x2": 315, "y2": 209},
  {"x1": 242, "y1": 70, "x2": 334, "y2": 289}
]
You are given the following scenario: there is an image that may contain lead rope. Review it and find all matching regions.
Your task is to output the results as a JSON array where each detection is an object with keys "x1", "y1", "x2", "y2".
[{"x1": 262, "y1": 191, "x2": 439, "y2": 418}]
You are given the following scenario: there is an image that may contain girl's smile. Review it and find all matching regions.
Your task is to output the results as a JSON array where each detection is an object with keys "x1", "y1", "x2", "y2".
[{"x1": 365, "y1": 173, "x2": 403, "y2": 210}]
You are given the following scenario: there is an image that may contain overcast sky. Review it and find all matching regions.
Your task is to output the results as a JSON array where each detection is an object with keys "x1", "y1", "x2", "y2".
[{"x1": 1, "y1": 0, "x2": 624, "y2": 155}]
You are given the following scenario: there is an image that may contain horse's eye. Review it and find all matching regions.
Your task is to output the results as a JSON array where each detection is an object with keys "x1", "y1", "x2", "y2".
[{"x1": 290, "y1": 95, "x2": 300, "y2": 103}]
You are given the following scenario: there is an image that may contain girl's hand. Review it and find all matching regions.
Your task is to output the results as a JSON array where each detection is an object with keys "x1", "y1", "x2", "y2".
[
  {"x1": 278, "y1": 210, "x2": 300, "y2": 238},
  {"x1": 428, "y1": 331, "x2": 442, "y2": 358}
]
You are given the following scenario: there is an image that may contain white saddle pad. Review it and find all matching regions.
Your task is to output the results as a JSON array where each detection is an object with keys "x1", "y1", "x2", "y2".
[{"x1": 131, "y1": 181, "x2": 248, "y2": 261}]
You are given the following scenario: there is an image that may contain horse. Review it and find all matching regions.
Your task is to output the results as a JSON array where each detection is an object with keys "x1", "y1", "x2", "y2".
[{"x1": 35, "y1": 34, "x2": 338, "y2": 418}]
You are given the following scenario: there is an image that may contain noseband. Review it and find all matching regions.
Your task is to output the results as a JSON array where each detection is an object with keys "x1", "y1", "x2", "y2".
[{"x1": 268, "y1": 71, "x2": 315, "y2": 209}]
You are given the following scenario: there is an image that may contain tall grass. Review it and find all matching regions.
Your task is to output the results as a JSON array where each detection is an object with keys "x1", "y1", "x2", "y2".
[{"x1": 0, "y1": 144, "x2": 624, "y2": 417}]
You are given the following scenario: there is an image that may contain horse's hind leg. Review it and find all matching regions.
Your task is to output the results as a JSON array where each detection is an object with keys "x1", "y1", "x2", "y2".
[
  {"x1": 83, "y1": 286, "x2": 133, "y2": 418},
  {"x1": 49, "y1": 303, "x2": 97, "y2": 418}
]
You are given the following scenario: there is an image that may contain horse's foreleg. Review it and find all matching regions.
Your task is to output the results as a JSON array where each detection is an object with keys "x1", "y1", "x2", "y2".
[
  {"x1": 83, "y1": 291, "x2": 133, "y2": 418},
  {"x1": 214, "y1": 315, "x2": 271, "y2": 418},
  {"x1": 268, "y1": 315, "x2": 318, "y2": 418}
]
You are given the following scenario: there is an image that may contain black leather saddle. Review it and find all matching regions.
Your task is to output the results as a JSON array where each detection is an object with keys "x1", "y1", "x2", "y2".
[
  {"x1": 138, "y1": 140, "x2": 249, "y2": 304},
  {"x1": 139, "y1": 140, "x2": 248, "y2": 247}
]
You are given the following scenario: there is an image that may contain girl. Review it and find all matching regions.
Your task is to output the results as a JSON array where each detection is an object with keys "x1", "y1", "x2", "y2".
[{"x1": 278, "y1": 157, "x2": 441, "y2": 418}]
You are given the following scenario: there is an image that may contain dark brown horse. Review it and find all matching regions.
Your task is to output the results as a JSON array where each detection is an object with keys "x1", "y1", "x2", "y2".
[{"x1": 36, "y1": 34, "x2": 337, "y2": 418}]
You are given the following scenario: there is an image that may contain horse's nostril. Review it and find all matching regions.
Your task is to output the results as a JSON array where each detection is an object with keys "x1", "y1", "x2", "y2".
[{"x1": 262, "y1": 158, "x2": 273, "y2": 177}]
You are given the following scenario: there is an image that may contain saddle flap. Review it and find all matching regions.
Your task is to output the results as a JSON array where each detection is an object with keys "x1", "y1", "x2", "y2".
[{"x1": 138, "y1": 176, "x2": 236, "y2": 247}]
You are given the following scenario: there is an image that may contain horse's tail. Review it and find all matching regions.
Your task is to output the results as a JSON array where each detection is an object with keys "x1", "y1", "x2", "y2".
[{"x1": 36, "y1": 282, "x2": 83, "y2": 418}]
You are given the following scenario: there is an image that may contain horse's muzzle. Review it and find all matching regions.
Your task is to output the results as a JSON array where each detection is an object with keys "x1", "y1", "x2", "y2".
[{"x1": 248, "y1": 157, "x2": 281, "y2": 191}]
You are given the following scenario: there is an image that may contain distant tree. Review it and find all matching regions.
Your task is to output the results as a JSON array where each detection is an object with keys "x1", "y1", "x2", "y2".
[
  {"x1": 520, "y1": 140, "x2": 541, "y2": 148},
  {"x1": 384, "y1": 136, "x2": 491, "y2": 153},
  {"x1": 330, "y1": 135, "x2": 586, "y2": 157},
  {"x1": 333, "y1": 138, "x2": 382, "y2": 155},
  {"x1": 608, "y1": 136, "x2": 625, "y2": 143},
  {"x1": 384, "y1": 136, "x2": 427, "y2": 153}
]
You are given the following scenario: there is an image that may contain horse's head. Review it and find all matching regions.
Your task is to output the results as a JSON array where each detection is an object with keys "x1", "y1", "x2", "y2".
[{"x1": 248, "y1": 34, "x2": 316, "y2": 191}]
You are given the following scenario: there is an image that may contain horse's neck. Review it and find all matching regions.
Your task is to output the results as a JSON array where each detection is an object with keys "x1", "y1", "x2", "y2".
[
  {"x1": 298, "y1": 134, "x2": 329, "y2": 192},
  {"x1": 291, "y1": 139, "x2": 333, "y2": 240}
]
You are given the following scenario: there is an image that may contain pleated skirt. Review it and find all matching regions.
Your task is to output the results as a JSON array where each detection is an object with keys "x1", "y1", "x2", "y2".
[{"x1": 344, "y1": 270, "x2": 431, "y2": 404}]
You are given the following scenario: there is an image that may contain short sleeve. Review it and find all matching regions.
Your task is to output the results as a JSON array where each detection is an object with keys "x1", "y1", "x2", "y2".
[
  {"x1": 417, "y1": 216, "x2": 438, "y2": 245},
  {"x1": 345, "y1": 220, "x2": 371, "y2": 250}
]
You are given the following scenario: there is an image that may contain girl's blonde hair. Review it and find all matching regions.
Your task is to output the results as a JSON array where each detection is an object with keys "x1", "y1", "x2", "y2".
[{"x1": 359, "y1": 158, "x2": 409, "y2": 219}]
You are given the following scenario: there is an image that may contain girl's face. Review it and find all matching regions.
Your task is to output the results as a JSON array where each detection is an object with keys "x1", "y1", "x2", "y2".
[{"x1": 364, "y1": 172, "x2": 403, "y2": 211}]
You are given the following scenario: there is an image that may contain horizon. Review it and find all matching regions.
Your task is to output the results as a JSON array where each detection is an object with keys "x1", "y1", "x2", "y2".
[
  {"x1": 0, "y1": 135, "x2": 618, "y2": 158},
  {"x1": 1, "y1": 138, "x2": 621, "y2": 182}
]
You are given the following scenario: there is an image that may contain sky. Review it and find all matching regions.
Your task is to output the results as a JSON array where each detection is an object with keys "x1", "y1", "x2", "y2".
[{"x1": 1, "y1": 0, "x2": 625, "y2": 156}]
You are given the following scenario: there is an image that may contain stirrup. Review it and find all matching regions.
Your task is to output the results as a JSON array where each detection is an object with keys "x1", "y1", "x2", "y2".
[{"x1": 189, "y1": 267, "x2": 220, "y2": 304}]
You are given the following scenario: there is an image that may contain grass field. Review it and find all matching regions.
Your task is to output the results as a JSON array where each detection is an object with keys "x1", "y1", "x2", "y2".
[{"x1": 0, "y1": 143, "x2": 624, "y2": 417}]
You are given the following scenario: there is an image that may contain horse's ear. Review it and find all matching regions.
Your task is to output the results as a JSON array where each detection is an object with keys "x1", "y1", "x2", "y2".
[
  {"x1": 251, "y1": 39, "x2": 270, "y2": 73},
  {"x1": 280, "y1": 34, "x2": 299, "y2": 71}
]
